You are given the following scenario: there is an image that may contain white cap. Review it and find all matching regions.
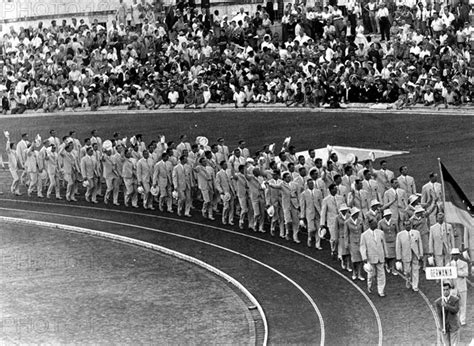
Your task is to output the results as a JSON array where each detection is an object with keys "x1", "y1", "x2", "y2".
[
  {"x1": 370, "y1": 200, "x2": 381, "y2": 207},
  {"x1": 350, "y1": 207, "x2": 360, "y2": 215},
  {"x1": 339, "y1": 203, "x2": 349, "y2": 212},
  {"x1": 450, "y1": 248, "x2": 460, "y2": 255},
  {"x1": 414, "y1": 205, "x2": 425, "y2": 213}
]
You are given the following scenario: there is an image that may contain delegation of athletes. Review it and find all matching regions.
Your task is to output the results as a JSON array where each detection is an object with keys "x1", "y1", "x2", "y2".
[{"x1": 1, "y1": 129, "x2": 470, "y2": 304}]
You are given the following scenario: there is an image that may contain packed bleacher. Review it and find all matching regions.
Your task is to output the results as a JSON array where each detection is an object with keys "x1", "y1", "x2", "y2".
[{"x1": 0, "y1": 0, "x2": 473, "y2": 113}]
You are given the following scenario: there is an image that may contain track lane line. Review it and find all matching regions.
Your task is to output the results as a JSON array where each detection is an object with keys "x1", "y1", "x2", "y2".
[
  {"x1": 397, "y1": 272, "x2": 441, "y2": 341},
  {"x1": 0, "y1": 207, "x2": 325, "y2": 346}
]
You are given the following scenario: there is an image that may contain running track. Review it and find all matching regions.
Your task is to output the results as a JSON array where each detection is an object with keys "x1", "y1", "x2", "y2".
[{"x1": 0, "y1": 197, "x2": 439, "y2": 344}]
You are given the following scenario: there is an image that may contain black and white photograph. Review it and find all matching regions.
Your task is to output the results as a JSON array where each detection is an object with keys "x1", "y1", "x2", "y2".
[{"x1": 0, "y1": 0, "x2": 473, "y2": 344}]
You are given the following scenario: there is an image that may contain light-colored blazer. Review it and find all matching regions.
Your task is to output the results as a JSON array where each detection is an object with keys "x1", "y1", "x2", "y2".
[
  {"x1": 172, "y1": 163, "x2": 187, "y2": 191},
  {"x1": 383, "y1": 188, "x2": 408, "y2": 221},
  {"x1": 429, "y1": 222, "x2": 454, "y2": 256},
  {"x1": 321, "y1": 194, "x2": 345, "y2": 230},
  {"x1": 396, "y1": 229, "x2": 423, "y2": 262},
  {"x1": 136, "y1": 157, "x2": 154, "y2": 184},
  {"x1": 397, "y1": 174, "x2": 416, "y2": 195},
  {"x1": 299, "y1": 188, "x2": 323, "y2": 220},
  {"x1": 153, "y1": 160, "x2": 172, "y2": 187},
  {"x1": 450, "y1": 259, "x2": 468, "y2": 292},
  {"x1": 80, "y1": 155, "x2": 97, "y2": 179},
  {"x1": 360, "y1": 228, "x2": 387, "y2": 264},
  {"x1": 215, "y1": 169, "x2": 234, "y2": 195}
]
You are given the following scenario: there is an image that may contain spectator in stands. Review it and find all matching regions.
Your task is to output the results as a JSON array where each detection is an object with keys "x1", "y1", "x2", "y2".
[{"x1": 0, "y1": 0, "x2": 471, "y2": 113}]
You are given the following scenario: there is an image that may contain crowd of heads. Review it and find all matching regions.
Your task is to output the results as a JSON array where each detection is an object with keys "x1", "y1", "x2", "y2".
[{"x1": 0, "y1": 0, "x2": 473, "y2": 113}]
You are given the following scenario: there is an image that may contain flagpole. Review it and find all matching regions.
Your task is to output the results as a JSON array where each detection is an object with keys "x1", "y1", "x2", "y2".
[
  {"x1": 437, "y1": 158, "x2": 447, "y2": 335},
  {"x1": 437, "y1": 158, "x2": 447, "y2": 216}
]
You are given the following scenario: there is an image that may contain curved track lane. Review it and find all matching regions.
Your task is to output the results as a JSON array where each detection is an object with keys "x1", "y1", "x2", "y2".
[
  {"x1": 0, "y1": 216, "x2": 269, "y2": 345},
  {"x1": 0, "y1": 206, "x2": 322, "y2": 345},
  {"x1": 0, "y1": 198, "x2": 439, "y2": 344}
]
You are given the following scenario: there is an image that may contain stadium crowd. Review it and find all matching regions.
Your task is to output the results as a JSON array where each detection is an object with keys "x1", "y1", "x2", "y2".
[
  {"x1": 0, "y1": 0, "x2": 473, "y2": 113},
  {"x1": 2, "y1": 129, "x2": 472, "y2": 306}
]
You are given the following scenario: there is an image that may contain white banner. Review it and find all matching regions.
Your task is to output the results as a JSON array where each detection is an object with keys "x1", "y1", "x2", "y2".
[{"x1": 296, "y1": 145, "x2": 409, "y2": 165}]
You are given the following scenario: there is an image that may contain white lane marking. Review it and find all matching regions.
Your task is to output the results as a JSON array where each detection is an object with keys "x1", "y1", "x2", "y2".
[
  {"x1": 0, "y1": 208, "x2": 325, "y2": 346},
  {"x1": 0, "y1": 216, "x2": 267, "y2": 346},
  {"x1": 397, "y1": 272, "x2": 441, "y2": 341}
]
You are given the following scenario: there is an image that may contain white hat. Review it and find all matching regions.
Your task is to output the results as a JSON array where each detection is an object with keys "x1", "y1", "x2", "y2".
[
  {"x1": 370, "y1": 200, "x2": 381, "y2": 207},
  {"x1": 246, "y1": 158, "x2": 255, "y2": 164},
  {"x1": 414, "y1": 205, "x2": 425, "y2": 213},
  {"x1": 363, "y1": 263, "x2": 373, "y2": 274},
  {"x1": 150, "y1": 186, "x2": 159, "y2": 196},
  {"x1": 266, "y1": 205, "x2": 275, "y2": 217},
  {"x1": 102, "y1": 140, "x2": 113, "y2": 150},
  {"x1": 172, "y1": 190, "x2": 179, "y2": 200},
  {"x1": 450, "y1": 248, "x2": 460, "y2": 255},
  {"x1": 395, "y1": 261, "x2": 403, "y2": 271},
  {"x1": 346, "y1": 153, "x2": 356, "y2": 164},
  {"x1": 196, "y1": 136, "x2": 208, "y2": 146},
  {"x1": 383, "y1": 209, "x2": 392, "y2": 217},
  {"x1": 408, "y1": 194, "x2": 419, "y2": 205},
  {"x1": 350, "y1": 207, "x2": 360, "y2": 215},
  {"x1": 318, "y1": 227, "x2": 327, "y2": 239},
  {"x1": 427, "y1": 256, "x2": 435, "y2": 266},
  {"x1": 339, "y1": 203, "x2": 349, "y2": 212}
]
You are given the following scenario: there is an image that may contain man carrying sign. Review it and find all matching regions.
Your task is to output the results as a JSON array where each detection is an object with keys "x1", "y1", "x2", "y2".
[{"x1": 435, "y1": 281, "x2": 460, "y2": 346}]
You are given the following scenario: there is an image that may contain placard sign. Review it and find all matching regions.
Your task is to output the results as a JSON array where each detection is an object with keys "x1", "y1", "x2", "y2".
[{"x1": 425, "y1": 266, "x2": 457, "y2": 280}]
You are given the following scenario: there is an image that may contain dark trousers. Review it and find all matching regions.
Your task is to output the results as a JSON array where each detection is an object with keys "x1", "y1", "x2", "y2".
[
  {"x1": 379, "y1": 17, "x2": 390, "y2": 41},
  {"x1": 11, "y1": 104, "x2": 26, "y2": 114}
]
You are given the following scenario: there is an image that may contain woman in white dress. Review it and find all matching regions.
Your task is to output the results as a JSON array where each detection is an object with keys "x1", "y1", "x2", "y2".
[{"x1": 354, "y1": 19, "x2": 369, "y2": 49}]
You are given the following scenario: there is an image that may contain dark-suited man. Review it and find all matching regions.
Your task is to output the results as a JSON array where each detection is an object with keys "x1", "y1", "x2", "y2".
[
  {"x1": 361, "y1": 218, "x2": 388, "y2": 297},
  {"x1": 435, "y1": 282, "x2": 460, "y2": 345}
]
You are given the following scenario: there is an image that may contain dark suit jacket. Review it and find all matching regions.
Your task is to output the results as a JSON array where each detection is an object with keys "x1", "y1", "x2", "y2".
[{"x1": 435, "y1": 295, "x2": 460, "y2": 333}]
